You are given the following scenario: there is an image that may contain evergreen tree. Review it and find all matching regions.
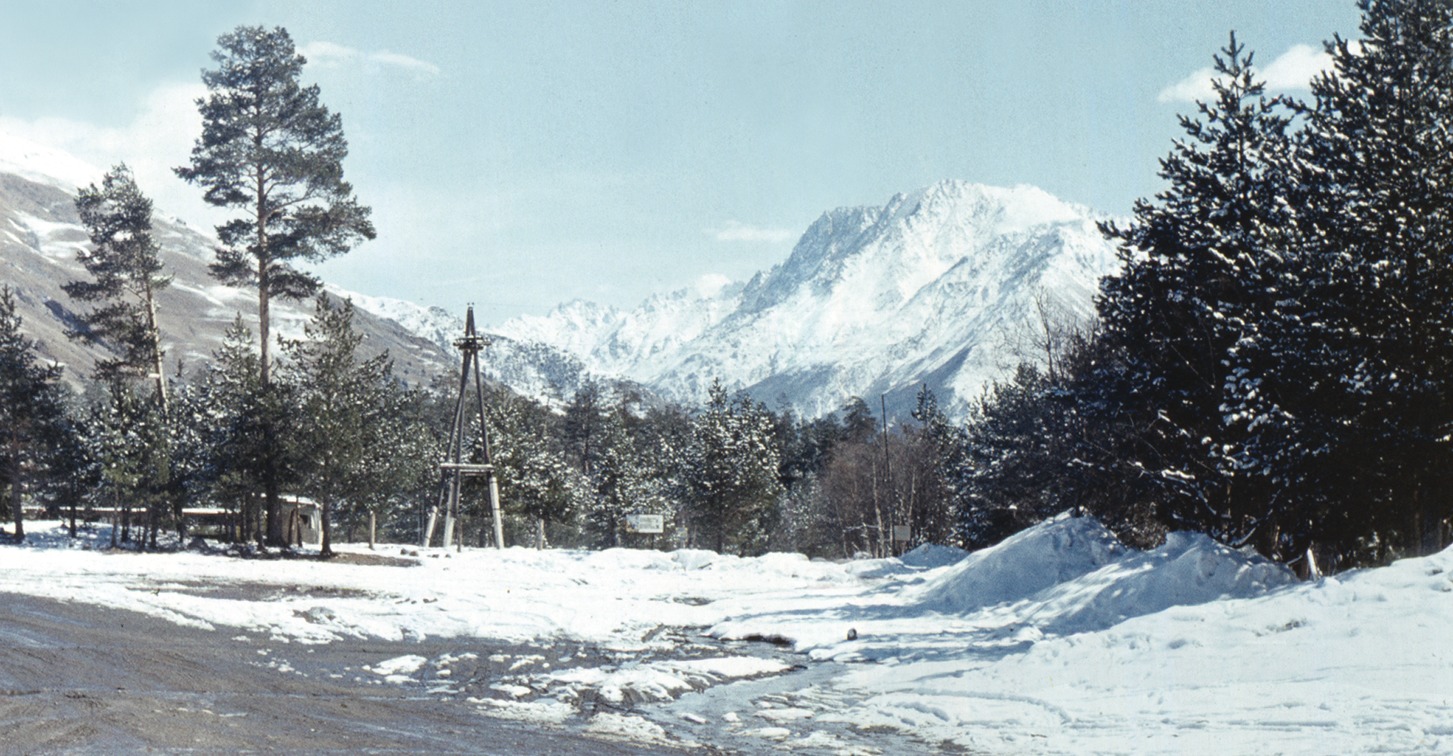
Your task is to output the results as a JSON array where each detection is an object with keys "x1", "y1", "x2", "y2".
[
  {"x1": 764, "y1": 408, "x2": 845, "y2": 555},
  {"x1": 282, "y1": 297, "x2": 391, "y2": 555},
  {"x1": 194, "y1": 318, "x2": 273, "y2": 544},
  {"x1": 959, "y1": 366, "x2": 1057, "y2": 546},
  {"x1": 1095, "y1": 34, "x2": 1297, "y2": 547},
  {"x1": 1249, "y1": 0, "x2": 1453, "y2": 563},
  {"x1": 356, "y1": 383, "x2": 443, "y2": 546},
  {"x1": 166, "y1": 373, "x2": 214, "y2": 536},
  {"x1": 582, "y1": 401, "x2": 674, "y2": 548},
  {"x1": 905, "y1": 385, "x2": 966, "y2": 547},
  {"x1": 0, "y1": 287, "x2": 67, "y2": 542},
  {"x1": 81, "y1": 381, "x2": 156, "y2": 547},
  {"x1": 679, "y1": 380, "x2": 784, "y2": 554},
  {"x1": 488, "y1": 391, "x2": 582, "y2": 548},
  {"x1": 44, "y1": 409, "x2": 95, "y2": 539},
  {"x1": 563, "y1": 378, "x2": 606, "y2": 477},
  {"x1": 65, "y1": 164, "x2": 172, "y2": 409},
  {"x1": 840, "y1": 397, "x2": 877, "y2": 443},
  {"x1": 66, "y1": 165, "x2": 178, "y2": 546},
  {"x1": 177, "y1": 25, "x2": 375, "y2": 546}
]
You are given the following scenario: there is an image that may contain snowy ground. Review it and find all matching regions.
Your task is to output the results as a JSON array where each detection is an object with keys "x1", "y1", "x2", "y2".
[{"x1": 2, "y1": 514, "x2": 1450, "y2": 753}]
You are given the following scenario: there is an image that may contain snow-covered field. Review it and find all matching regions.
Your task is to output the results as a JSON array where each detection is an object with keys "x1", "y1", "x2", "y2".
[{"x1": 2, "y1": 515, "x2": 1449, "y2": 753}]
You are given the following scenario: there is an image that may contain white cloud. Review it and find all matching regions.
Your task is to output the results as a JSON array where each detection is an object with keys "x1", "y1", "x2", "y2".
[
  {"x1": 710, "y1": 220, "x2": 797, "y2": 244},
  {"x1": 1156, "y1": 66, "x2": 1217, "y2": 104},
  {"x1": 299, "y1": 40, "x2": 441, "y2": 77},
  {"x1": 1260, "y1": 44, "x2": 1333, "y2": 90},
  {"x1": 0, "y1": 82, "x2": 226, "y2": 232},
  {"x1": 1156, "y1": 43, "x2": 1334, "y2": 104}
]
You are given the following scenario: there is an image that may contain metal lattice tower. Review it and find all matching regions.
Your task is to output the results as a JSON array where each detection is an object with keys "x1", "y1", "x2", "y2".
[{"x1": 423, "y1": 305, "x2": 504, "y2": 549}]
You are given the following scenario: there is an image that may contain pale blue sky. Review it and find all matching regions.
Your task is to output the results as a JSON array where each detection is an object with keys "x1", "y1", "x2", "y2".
[{"x1": 0, "y1": 1, "x2": 1358, "y2": 324}]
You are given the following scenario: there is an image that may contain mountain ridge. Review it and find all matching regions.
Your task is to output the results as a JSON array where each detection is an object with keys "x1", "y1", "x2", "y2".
[{"x1": 476, "y1": 179, "x2": 1119, "y2": 419}]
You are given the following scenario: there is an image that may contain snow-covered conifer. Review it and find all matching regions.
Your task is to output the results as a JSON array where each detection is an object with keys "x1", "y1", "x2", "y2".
[
  {"x1": 678, "y1": 380, "x2": 784, "y2": 554},
  {"x1": 0, "y1": 286, "x2": 68, "y2": 542},
  {"x1": 1095, "y1": 34, "x2": 1297, "y2": 548}
]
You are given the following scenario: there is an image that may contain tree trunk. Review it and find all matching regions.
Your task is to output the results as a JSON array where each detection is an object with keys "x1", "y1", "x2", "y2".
[
  {"x1": 8, "y1": 444, "x2": 22, "y2": 544},
  {"x1": 253, "y1": 495, "x2": 264, "y2": 548},
  {"x1": 321, "y1": 500, "x2": 333, "y2": 556},
  {"x1": 110, "y1": 489, "x2": 119, "y2": 548},
  {"x1": 255, "y1": 175, "x2": 283, "y2": 548},
  {"x1": 144, "y1": 286, "x2": 168, "y2": 417}
]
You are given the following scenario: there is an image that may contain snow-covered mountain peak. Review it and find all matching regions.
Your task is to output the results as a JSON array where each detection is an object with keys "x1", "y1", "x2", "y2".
[
  {"x1": 888, "y1": 180, "x2": 1090, "y2": 236},
  {"x1": 0, "y1": 129, "x2": 103, "y2": 193},
  {"x1": 463, "y1": 180, "x2": 1120, "y2": 418}
]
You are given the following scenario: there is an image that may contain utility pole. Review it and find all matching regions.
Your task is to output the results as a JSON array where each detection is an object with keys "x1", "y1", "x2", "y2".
[
  {"x1": 879, "y1": 394, "x2": 890, "y2": 556},
  {"x1": 423, "y1": 305, "x2": 505, "y2": 550}
]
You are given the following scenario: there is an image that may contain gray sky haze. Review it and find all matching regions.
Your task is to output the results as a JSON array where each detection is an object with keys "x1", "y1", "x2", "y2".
[{"x1": 0, "y1": 1, "x2": 1358, "y2": 324}]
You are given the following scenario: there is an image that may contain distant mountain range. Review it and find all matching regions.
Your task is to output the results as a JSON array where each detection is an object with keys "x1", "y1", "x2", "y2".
[
  {"x1": 474, "y1": 180, "x2": 1120, "y2": 419},
  {"x1": 2, "y1": 131, "x2": 1120, "y2": 419}
]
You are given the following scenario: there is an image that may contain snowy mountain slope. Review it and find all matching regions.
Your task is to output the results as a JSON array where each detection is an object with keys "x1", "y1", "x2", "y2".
[
  {"x1": 0, "y1": 132, "x2": 452, "y2": 390},
  {"x1": 486, "y1": 181, "x2": 1119, "y2": 418}
]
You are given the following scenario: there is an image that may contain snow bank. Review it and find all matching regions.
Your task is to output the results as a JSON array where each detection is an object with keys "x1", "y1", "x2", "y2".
[
  {"x1": 3, "y1": 519, "x2": 1449, "y2": 752},
  {"x1": 1029, "y1": 531, "x2": 1297, "y2": 634},
  {"x1": 911, "y1": 513, "x2": 1125, "y2": 613},
  {"x1": 843, "y1": 542, "x2": 969, "y2": 579},
  {"x1": 899, "y1": 542, "x2": 969, "y2": 569}
]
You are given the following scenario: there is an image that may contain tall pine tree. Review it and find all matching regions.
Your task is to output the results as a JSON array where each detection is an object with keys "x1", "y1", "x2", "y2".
[
  {"x1": 66, "y1": 164, "x2": 178, "y2": 546},
  {"x1": 283, "y1": 297, "x2": 391, "y2": 555},
  {"x1": 679, "y1": 380, "x2": 784, "y2": 554},
  {"x1": 66, "y1": 163, "x2": 173, "y2": 409},
  {"x1": 177, "y1": 26, "x2": 375, "y2": 546}
]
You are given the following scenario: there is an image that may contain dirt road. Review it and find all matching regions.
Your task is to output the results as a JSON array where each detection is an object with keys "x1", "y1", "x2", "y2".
[{"x1": 0, "y1": 592, "x2": 674, "y2": 753}]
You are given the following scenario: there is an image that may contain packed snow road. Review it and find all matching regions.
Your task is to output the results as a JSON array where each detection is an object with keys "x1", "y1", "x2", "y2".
[{"x1": 0, "y1": 592, "x2": 674, "y2": 753}]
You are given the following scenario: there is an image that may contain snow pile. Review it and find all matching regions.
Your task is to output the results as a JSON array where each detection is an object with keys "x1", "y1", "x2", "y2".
[
  {"x1": 899, "y1": 542, "x2": 969, "y2": 569},
  {"x1": 707, "y1": 514, "x2": 1294, "y2": 671},
  {"x1": 546, "y1": 656, "x2": 791, "y2": 707},
  {"x1": 822, "y1": 544, "x2": 1453, "y2": 753},
  {"x1": 911, "y1": 512, "x2": 1126, "y2": 613},
  {"x1": 844, "y1": 541, "x2": 970, "y2": 579},
  {"x1": 1028, "y1": 530, "x2": 1297, "y2": 634}
]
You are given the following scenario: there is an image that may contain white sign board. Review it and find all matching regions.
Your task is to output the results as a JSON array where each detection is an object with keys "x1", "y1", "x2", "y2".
[
  {"x1": 892, "y1": 524, "x2": 912, "y2": 543},
  {"x1": 625, "y1": 513, "x2": 665, "y2": 534}
]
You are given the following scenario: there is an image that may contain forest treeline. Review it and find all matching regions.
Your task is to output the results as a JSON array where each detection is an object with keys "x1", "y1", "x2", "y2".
[{"x1": 6, "y1": 1, "x2": 1453, "y2": 571}]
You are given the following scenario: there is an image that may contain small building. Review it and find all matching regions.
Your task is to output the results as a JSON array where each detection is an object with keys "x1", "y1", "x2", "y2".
[{"x1": 281, "y1": 498, "x2": 321, "y2": 547}]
